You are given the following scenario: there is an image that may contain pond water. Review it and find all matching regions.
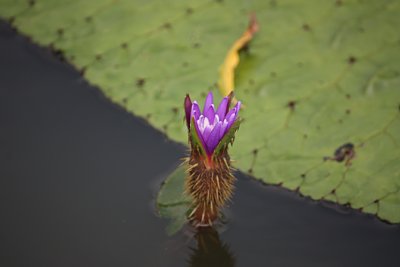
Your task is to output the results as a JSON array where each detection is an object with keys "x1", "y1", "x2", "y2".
[{"x1": 1, "y1": 21, "x2": 399, "y2": 267}]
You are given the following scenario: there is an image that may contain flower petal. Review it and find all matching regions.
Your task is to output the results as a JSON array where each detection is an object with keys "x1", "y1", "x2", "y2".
[
  {"x1": 225, "y1": 107, "x2": 236, "y2": 122},
  {"x1": 197, "y1": 115, "x2": 205, "y2": 133},
  {"x1": 225, "y1": 101, "x2": 241, "y2": 121},
  {"x1": 202, "y1": 116, "x2": 210, "y2": 133},
  {"x1": 203, "y1": 91, "x2": 213, "y2": 114},
  {"x1": 234, "y1": 101, "x2": 241, "y2": 115},
  {"x1": 202, "y1": 124, "x2": 212, "y2": 141},
  {"x1": 225, "y1": 101, "x2": 241, "y2": 131},
  {"x1": 191, "y1": 101, "x2": 201, "y2": 121},
  {"x1": 225, "y1": 113, "x2": 236, "y2": 132},
  {"x1": 206, "y1": 121, "x2": 222, "y2": 153},
  {"x1": 204, "y1": 104, "x2": 216, "y2": 123},
  {"x1": 219, "y1": 119, "x2": 229, "y2": 139},
  {"x1": 193, "y1": 117, "x2": 209, "y2": 155},
  {"x1": 184, "y1": 94, "x2": 192, "y2": 129},
  {"x1": 216, "y1": 97, "x2": 228, "y2": 120}
]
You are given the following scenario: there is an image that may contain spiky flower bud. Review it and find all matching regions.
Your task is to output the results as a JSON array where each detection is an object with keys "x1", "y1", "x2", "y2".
[{"x1": 184, "y1": 92, "x2": 241, "y2": 226}]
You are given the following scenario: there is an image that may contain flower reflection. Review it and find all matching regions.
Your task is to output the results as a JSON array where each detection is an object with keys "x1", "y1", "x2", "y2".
[{"x1": 187, "y1": 227, "x2": 235, "y2": 267}]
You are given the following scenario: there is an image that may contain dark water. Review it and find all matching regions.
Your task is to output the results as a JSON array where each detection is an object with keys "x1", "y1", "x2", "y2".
[{"x1": 0, "y1": 21, "x2": 399, "y2": 267}]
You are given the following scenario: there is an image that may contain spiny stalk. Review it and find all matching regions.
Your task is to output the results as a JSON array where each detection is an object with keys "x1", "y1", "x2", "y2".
[{"x1": 184, "y1": 92, "x2": 240, "y2": 226}]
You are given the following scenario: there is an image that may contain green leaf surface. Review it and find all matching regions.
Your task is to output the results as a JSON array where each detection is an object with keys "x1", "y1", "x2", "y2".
[
  {"x1": 156, "y1": 165, "x2": 191, "y2": 235},
  {"x1": 2, "y1": 0, "x2": 399, "y2": 223}
]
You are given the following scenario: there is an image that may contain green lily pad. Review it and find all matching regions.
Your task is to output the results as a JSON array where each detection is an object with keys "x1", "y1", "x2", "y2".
[
  {"x1": 156, "y1": 165, "x2": 191, "y2": 235},
  {"x1": 2, "y1": 0, "x2": 399, "y2": 223}
]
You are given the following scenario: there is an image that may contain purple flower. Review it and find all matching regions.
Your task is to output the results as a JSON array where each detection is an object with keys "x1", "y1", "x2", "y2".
[{"x1": 185, "y1": 92, "x2": 241, "y2": 156}]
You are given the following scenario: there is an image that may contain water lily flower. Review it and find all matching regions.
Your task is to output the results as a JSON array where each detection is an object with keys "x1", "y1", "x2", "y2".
[
  {"x1": 184, "y1": 92, "x2": 241, "y2": 157},
  {"x1": 183, "y1": 92, "x2": 241, "y2": 226}
]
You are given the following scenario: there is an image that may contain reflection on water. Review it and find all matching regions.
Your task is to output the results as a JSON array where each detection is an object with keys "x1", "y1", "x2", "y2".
[{"x1": 187, "y1": 227, "x2": 235, "y2": 267}]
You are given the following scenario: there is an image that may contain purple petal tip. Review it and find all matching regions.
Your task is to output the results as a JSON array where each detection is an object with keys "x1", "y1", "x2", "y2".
[{"x1": 184, "y1": 94, "x2": 192, "y2": 129}]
